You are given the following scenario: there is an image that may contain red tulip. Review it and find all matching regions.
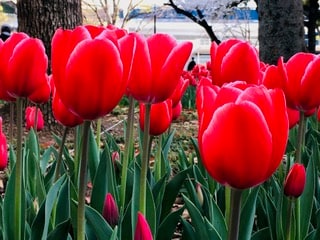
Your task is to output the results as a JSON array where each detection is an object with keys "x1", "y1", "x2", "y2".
[
  {"x1": 102, "y1": 193, "x2": 119, "y2": 227},
  {"x1": 25, "y1": 106, "x2": 44, "y2": 131},
  {"x1": 210, "y1": 39, "x2": 260, "y2": 86},
  {"x1": 52, "y1": 87, "x2": 83, "y2": 128},
  {"x1": 197, "y1": 81, "x2": 288, "y2": 189},
  {"x1": 127, "y1": 33, "x2": 192, "y2": 103},
  {"x1": 284, "y1": 163, "x2": 306, "y2": 198},
  {"x1": 282, "y1": 53, "x2": 320, "y2": 111},
  {"x1": 51, "y1": 25, "x2": 134, "y2": 120},
  {"x1": 170, "y1": 76, "x2": 189, "y2": 107},
  {"x1": 0, "y1": 117, "x2": 8, "y2": 170},
  {"x1": 0, "y1": 32, "x2": 50, "y2": 103},
  {"x1": 172, "y1": 101, "x2": 182, "y2": 121},
  {"x1": 139, "y1": 99, "x2": 172, "y2": 136},
  {"x1": 134, "y1": 212, "x2": 153, "y2": 240}
]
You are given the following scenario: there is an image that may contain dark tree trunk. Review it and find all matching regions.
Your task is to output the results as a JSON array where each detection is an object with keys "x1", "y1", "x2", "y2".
[
  {"x1": 17, "y1": 0, "x2": 82, "y2": 66},
  {"x1": 258, "y1": 0, "x2": 305, "y2": 64},
  {"x1": 16, "y1": 0, "x2": 82, "y2": 128},
  {"x1": 305, "y1": 0, "x2": 319, "y2": 53}
]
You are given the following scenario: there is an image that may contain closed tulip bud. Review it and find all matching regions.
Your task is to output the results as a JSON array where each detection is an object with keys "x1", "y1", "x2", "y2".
[
  {"x1": 0, "y1": 117, "x2": 8, "y2": 170},
  {"x1": 284, "y1": 163, "x2": 306, "y2": 198},
  {"x1": 196, "y1": 183, "x2": 204, "y2": 207},
  {"x1": 25, "y1": 106, "x2": 44, "y2": 131},
  {"x1": 134, "y1": 212, "x2": 153, "y2": 240},
  {"x1": 102, "y1": 193, "x2": 119, "y2": 227}
]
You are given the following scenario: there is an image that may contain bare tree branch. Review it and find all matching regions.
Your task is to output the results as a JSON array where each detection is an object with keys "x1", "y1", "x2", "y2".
[{"x1": 164, "y1": 0, "x2": 221, "y2": 44}]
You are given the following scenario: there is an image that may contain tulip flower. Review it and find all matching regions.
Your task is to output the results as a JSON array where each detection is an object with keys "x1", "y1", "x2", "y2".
[
  {"x1": 139, "y1": 99, "x2": 172, "y2": 136},
  {"x1": 51, "y1": 84, "x2": 83, "y2": 128},
  {"x1": 127, "y1": 32, "x2": 192, "y2": 104},
  {"x1": 172, "y1": 101, "x2": 182, "y2": 121},
  {"x1": 0, "y1": 32, "x2": 50, "y2": 103},
  {"x1": 0, "y1": 117, "x2": 8, "y2": 170},
  {"x1": 284, "y1": 163, "x2": 306, "y2": 198},
  {"x1": 134, "y1": 212, "x2": 153, "y2": 240},
  {"x1": 276, "y1": 53, "x2": 320, "y2": 112},
  {"x1": 197, "y1": 81, "x2": 288, "y2": 189},
  {"x1": 102, "y1": 193, "x2": 119, "y2": 228},
  {"x1": 210, "y1": 39, "x2": 260, "y2": 86},
  {"x1": 170, "y1": 76, "x2": 189, "y2": 108},
  {"x1": 51, "y1": 25, "x2": 134, "y2": 120},
  {"x1": 25, "y1": 106, "x2": 44, "y2": 131}
]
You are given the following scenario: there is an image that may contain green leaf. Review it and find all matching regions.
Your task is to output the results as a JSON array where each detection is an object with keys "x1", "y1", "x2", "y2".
[
  {"x1": 91, "y1": 143, "x2": 117, "y2": 213},
  {"x1": 239, "y1": 187, "x2": 260, "y2": 240},
  {"x1": 55, "y1": 177, "x2": 70, "y2": 226},
  {"x1": 30, "y1": 175, "x2": 66, "y2": 240},
  {"x1": 160, "y1": 167, "x2": 192, "y2": 221},
  {"x1": 251, "y1": 227, "x2": 271, "y2": 240},
  {"x1": 85, "y1": 204, "x2": 114, "y2": 239},
  {"x1": 157, "y1": 207, "x2": 184, "y2": 240},
  {"x1": 300, "y1": 154, "x2": 315, "y2": 239},
  {"x1": 47, "y1": 219, "x2": 71, "y2": 240},
  {"x1": 182, "y1": 194, "x2": 210, "y2": 239},
  {"x1": 87, "y1": 126, "x2": 100, "y2": 183},
  {"x1": 25, "y1": 128, "x2": 46, "y2": 204},
  {"x1": 180, "y1": 217, "x2": 196, "y2": 240},
  {"x1": 3, "y1": 164, "x2": 26, "y2": 240}
]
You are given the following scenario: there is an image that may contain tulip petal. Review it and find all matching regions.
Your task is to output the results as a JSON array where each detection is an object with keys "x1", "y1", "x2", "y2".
[{"x1": 201, "y1": 102, "x2": 273, "y2": 189}]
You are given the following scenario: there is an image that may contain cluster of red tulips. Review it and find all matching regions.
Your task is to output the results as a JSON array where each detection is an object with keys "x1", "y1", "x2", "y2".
[{"x1": 0, "y1": 24, "x2": 317, "y2": 240}]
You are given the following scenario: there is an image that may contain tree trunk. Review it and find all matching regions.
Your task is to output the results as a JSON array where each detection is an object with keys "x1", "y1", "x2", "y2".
[
  {"x1": 17, "y1": 0, "x2": 82, "y2": 65},
  {"x1": 17, "y1": 0, "x2": 82, "y2": 128},
  {"x1": 258, "y1": 0, "x2": 305, "y2": 64}
]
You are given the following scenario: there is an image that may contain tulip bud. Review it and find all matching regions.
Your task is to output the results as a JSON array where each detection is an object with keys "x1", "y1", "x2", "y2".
[
  {"x1": 102, "y1": 193, "x2": 119, "y2": 227},
  {"x1": 0, "y1": 117, "x2": 8, "y2": 170},
  {"x1": 284, "y1": 163, "x2": 306, "y2": 198},
  {"x1": 25, "y1": 106, "x2": 44, "y2": 131},
  {"x1": 196, "y1": 183, "x2": 204, "y2": 207},
  {"x1": 134, "y1": 212, "x2": 153, "y2": 240}
]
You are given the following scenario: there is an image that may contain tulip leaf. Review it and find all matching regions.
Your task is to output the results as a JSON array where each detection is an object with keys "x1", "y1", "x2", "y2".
[
  {"x1": 91, "y1": 143, "x2": 117, "y2": 213},
  {"x1": 47, "y1": 219, "x2": 71, "y2": 240},
  {"x1": 162, "y1": 130, "x2": 175, "y2": 159},
  {"x1": 3, "y1": 164, "x2": 26, "y2": 240},
  {"x1": 180, "y1": 217, "x2": 197, "y2": 240},
  {"x1": 160, "y1": 167, "x2": 192, "y2": 221},
  {"x1": 239, "y1": 187, "x2": 259, "y2": 240},
  {"x1": 30, "y1": 175, "x2": 66, "y2": 240},
  {"x1": 25, "y1": 128, "x2": 46, "y2": 204},
  {"x1": 87, "y1": 126, "x2": 100, "y2": 183},
  {"x1": 251, "y1": 227, "x2": 271, "y2": 240},
  {"x1": 263, "y1": 191, "x2": 278, "y2": 240},
  {"x1": 84, "y1": 204, "x2": 114, "y2": 239},
  {"x1": 157, "y1": 207, "x2": 185, "y2": 240},
  {"x1": 300, "y1": 152, "x2": 315, "y2": 239},
  {"x1": 55, "y1": 176, "x2": 70, "y2": 226},
  {"x1": 182, "y1": 194, "x2": 210, "y2": 239}
]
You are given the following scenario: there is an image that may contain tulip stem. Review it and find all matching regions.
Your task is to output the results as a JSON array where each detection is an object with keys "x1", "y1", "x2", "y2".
[
  {"x1": 295, "y1": 111, "x2": 306, "y2": 164},
  {"x1": 155, "y1": 135, "x2": 163, "y2": 181},
  {"x1": 139, "y1": 103, "x2": 151, "y2": 215},
  {"x1": 77, "y1": 120, "x2": 91, "y2": 240},
  {"x1": 14, "y1": 98, "x2": 24, "y2": 240},
  {"x1": 96, "y1": 118, "x2": 101, "y2": 148},
  {"x1": 225, "y1": 186, "x2": 231, "y2": 226},
  {"x1": 228, "y1": 188, "x2": 242, "y2": 240},
  {"x1": 54, "y1": 126, "x2": 69, "y2": 182},
  {"x1": 120, "y1": 96, "x2": 135, "y2": 209},
  {"x1": 285, "y1": 198, "x2": 294, "y2": 240}
]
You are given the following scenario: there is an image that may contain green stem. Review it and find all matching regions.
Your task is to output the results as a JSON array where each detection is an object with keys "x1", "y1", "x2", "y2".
[
  {"x1": 295, "y1": 111, "x2": 306, "y2": 164},
  {"x1": 120, "y1": 96, "x2": 135, "y2": 209},
  {"x1": 225, "y1": 186, "x2": 231, "y2": 226},
  {"x1": 285, "y1": 198, "x2": 294, "y2": 240},
  {"x1": 139, "y1": 103, "x2": 151, "y2": 215},
  {"x1": 77, "y1": 120, "x2": 91, "y2": 240},
  {"x1": 228, "y1": 188, "x2": 243, "y2": 240},
  {"x1": 14, "y1": 98, "x2": 23, "y2": 240},
  {"x1": 34, "y1": 105, "x2": 39, "y2": 132},
  {"x1": 53, "y1": 127, "x2": 69, "y2": 182},
  {"x1": 96, "y1": 118, "x2": 101, "y2": 148},
  {"x1": 294, "y1": 111, "x2": 306, "y2": 240},
  {"x1": 155, "y1": 135, "x2": 163, "y2": 181}
]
